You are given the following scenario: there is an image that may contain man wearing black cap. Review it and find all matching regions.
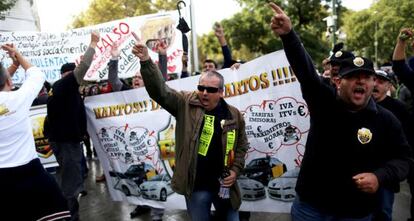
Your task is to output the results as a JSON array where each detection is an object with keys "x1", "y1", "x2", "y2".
[
  {"x1": 46, "y1": 31, "x2": 100, "y2": 221},
  {"x1": 322, "y1": 50, "x2": 355, "y2": 86},
  {"x1": 372, "y1": 70, "x2": 412, "y2": 221},
  {"x1": 269, "y1": 2, "x2": 411, "y2": 220},
  {"x1": 329, "y1": 50, "x2": 355, "y2": 79},
  {"x1": 373, "y1": 70, "x2": 410, "y2": 122}
]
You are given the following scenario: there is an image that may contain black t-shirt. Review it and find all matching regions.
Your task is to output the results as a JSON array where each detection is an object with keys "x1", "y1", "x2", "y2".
[
  {"x1": 193, "y1": 100, "x2": 230, "y2": 192},
  {"x1": 46, "y1": 73, "x2": 86, "y2": 142}
]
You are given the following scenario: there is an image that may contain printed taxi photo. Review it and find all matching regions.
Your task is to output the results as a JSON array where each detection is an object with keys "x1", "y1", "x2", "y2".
[
  {"x1": 237, "y1": 175, "x2": 266, "y2": 201},
  {"x1": 109, "y1": 163, "x2": 157, "y2": 197},
  {"x1": 139, "y1": 174, "x2": 173, "y2": 201},
  {"x1": 109, "y1": 171, "x2": 141, "y2": 197},
  {"x1": 267, "y1": 167, "x2": 300, "y2": 201},
  {"x1": 243, "y1": 156, "x2": 287, "y2": 185}
]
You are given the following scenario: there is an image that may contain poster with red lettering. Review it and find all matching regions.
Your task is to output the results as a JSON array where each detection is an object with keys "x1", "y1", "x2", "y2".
[{"x1": 0, "y1": 11, "x2": 183, "y2": 84}]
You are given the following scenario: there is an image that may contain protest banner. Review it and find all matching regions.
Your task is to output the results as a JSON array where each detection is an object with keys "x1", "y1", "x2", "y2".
[
  {"x1": 30, "y1": 104, "x2": 58, "y2": 168},
  {"x1": 84, "y1": 50, "x2": 310, "y2": 212},
  {"x1": 0, "y1": 11, "x2": 183, "y2": 85}
]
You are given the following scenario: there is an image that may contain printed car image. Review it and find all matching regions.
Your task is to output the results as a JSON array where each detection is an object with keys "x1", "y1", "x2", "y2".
[
  {"x1": 237, "y1": 176, "x2": 266, "y2": 201},
  {"x1": 139, "y1": 174, "x2": 173, "y2": 201},
  {"x1": 109, "y1": 171, "x2": 141, "y2": 197},
  {"x1": 109, "y1": 163, "x2": 157, "y2": 197},
  {"x1": 243, "y1": 156, "x2": 287, "y2": 185},
  {"x1": 267, "y1": 167, "x2": 300, "y2": 201},
  {"x1": 124, "y1": 163, "x2": 157, "y2": 186}
]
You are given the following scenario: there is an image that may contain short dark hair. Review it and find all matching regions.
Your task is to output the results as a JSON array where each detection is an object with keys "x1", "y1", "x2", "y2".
[
  {"x1": 199, "y1": 70, "x2": 224, "y2": 89},
  {"x1": 203, "y1": 59, "x2": 218, "y2": 68},
  {"x1": 0, "y1": 63, "x2": 9, "y2": 91},
  {"x1": 60, "y1": 62, "x2": 76, "y2": 74}
]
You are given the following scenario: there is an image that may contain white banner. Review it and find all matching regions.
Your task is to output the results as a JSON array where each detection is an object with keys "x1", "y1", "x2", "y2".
[
  {"x1": 84, "y1": 50, "x2": 310, "y2": 212},
  {"x1": 0, "y1": 11, "x2": 183, "y2": 84}
]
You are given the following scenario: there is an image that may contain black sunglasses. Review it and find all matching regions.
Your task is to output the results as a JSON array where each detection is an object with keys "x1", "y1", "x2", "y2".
[{"x1": 197, "y1": 85, "x2": 219, "y2": 93}]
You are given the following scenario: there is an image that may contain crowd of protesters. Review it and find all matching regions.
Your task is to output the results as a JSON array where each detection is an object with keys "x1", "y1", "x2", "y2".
[{"x1": 2, "y1": 2, "x2": 414, "y2": 221}]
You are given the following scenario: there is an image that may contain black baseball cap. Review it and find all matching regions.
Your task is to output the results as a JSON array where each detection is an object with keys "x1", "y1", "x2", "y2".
[
  {"x1": 338, "y1": 56, "x2": 376, "y2": 78},
  {"x1": 374, "y1": 70, "x2": 391, "y2": 81},
  {"x1": 329, "y1": 50, "x2": 355, "y2": 65}
]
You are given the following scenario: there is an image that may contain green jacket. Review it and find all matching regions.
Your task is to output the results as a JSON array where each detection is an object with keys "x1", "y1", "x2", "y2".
[{"x1": 140, "y1": 60, "x2": 248, "y2": 209}]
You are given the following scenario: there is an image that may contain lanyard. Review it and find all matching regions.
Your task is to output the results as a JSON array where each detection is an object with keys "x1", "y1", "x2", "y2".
[
  {"x1": 198, "y1": 114, "x2": 236, "y2": 166},
  {"x1": 198, "y1": 114, "x2": 215, "y2": 156},
  {"x1": 224, "y1": 129, "x2": 235, "y2": 166}
]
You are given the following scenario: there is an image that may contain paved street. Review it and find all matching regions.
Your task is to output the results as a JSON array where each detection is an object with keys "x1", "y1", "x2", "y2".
[{"x1": 79, "y1": 159, "x2": 410, "y2": 221}]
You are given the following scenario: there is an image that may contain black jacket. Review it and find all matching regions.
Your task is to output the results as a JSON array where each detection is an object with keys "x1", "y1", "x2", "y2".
[
  {"x1": 378, "y1": 96, "x2": 413, "y2": 147},
  {"x1": 393, "y1": 60, "x2": 414, "y2": 144},
  {"x1": 282, "y1": 30, "x2": 412, "y2": 218},
  {"x1": 46, "y1": 73, "x2": 86, "y2": 142}
]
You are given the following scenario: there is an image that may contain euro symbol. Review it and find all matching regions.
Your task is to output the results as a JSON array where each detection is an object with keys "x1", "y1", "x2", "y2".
[
  {"x1": 268, "y1": 142, "x2": 274, "y2": 149},
  {"x1": 269, "y1": 103, "x2": 274, "y2": 110},
  {"x1": 257, "y1": 126, "x2": 262, "y2": 132},
  {"x1": 298, "y1": 105, "x2": 306, "y2": 116}
]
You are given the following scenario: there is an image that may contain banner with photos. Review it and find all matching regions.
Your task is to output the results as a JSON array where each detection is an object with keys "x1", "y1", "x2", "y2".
[
  {"x1": 30, "y1": 105, "x2": 58, "y2": 168},
  {"x1": 84, "y1": 50, "x2": 310, "y2": 212},
  {"x1": 0, "y1": 11, "x2": 183, "y2": 85}
]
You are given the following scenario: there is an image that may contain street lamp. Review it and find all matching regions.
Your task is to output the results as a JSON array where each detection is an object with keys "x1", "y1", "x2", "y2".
[
  {"x1": 323, "y1": 0, "x2": 338, "y2": 48},
  {"x1": 373, "y1": 10, "x2": 378, "y2": 69},
  {"x1": 323, "y1": 14, "x2": 337, "y2": 49},
  {"x1": 331, "y1": 0, "x2": 337, "y2": 48},
  {"x1": 375, "y1": 22, "x2": 378, "y2": 69}
]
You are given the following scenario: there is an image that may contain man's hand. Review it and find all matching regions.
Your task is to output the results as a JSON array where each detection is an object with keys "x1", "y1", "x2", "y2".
[
  {"x1": 214, "y1": 22, "x2": 227, "y2": 46},
  {"x1": 155, "y1": 39, "x2": 167, "y2": 55},
  {"x1": 269, "y1": 2, "x2": 292, "y2": 36},
  {"x1": 90, "y1": 31, "x2": 100, "y2": 48},
  {"x1": 398, "y1": 28, "x2": 413, "y2": 43},
  {"x1": 2, "y1": 43, "x2": 19, "y2": 66},
  {"x1": 2, "y1": 43, "x2": 32, "y2": 71},
  {"x1": 394, "y1": 28, "x2": 412, "y2": 60},
  {"x1": 111, "y1": 42, "x2": 120, "y2": 59},
  {"x1": 2, "y1": 43, "x2": 21, "y2": 75},
  {"x1": 2, "y1": 43, "x2": 18, "y2": 59},
  {"x1": 131, "y1": 32, "x2": 150, "y2": 61},
  {"x1": 353, "y1": 173, "x2": 379, "y2": 194},
  {"x1": 222, "y1": 170, "x2": 237, "y2": 187},
  {"x1": 2, "y1": 44, "x2": 20, "y2": 66},
  {"x1": 214, "y1": 22, "x2": 224, "y2": 38},
  {"x1": 230, "y1": 63, "x2": 241, "y2": 70}
]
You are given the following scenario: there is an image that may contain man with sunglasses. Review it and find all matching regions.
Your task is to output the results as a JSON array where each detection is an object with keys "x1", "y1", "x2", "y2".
[{"x1": 132, "y1": 39, "x2": 248, "y2": 221}]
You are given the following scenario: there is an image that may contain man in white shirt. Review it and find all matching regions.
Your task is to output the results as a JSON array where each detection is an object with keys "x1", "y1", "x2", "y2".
[{"x1": 0, "y1": 44, "x2": 70, "y2": 220}]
